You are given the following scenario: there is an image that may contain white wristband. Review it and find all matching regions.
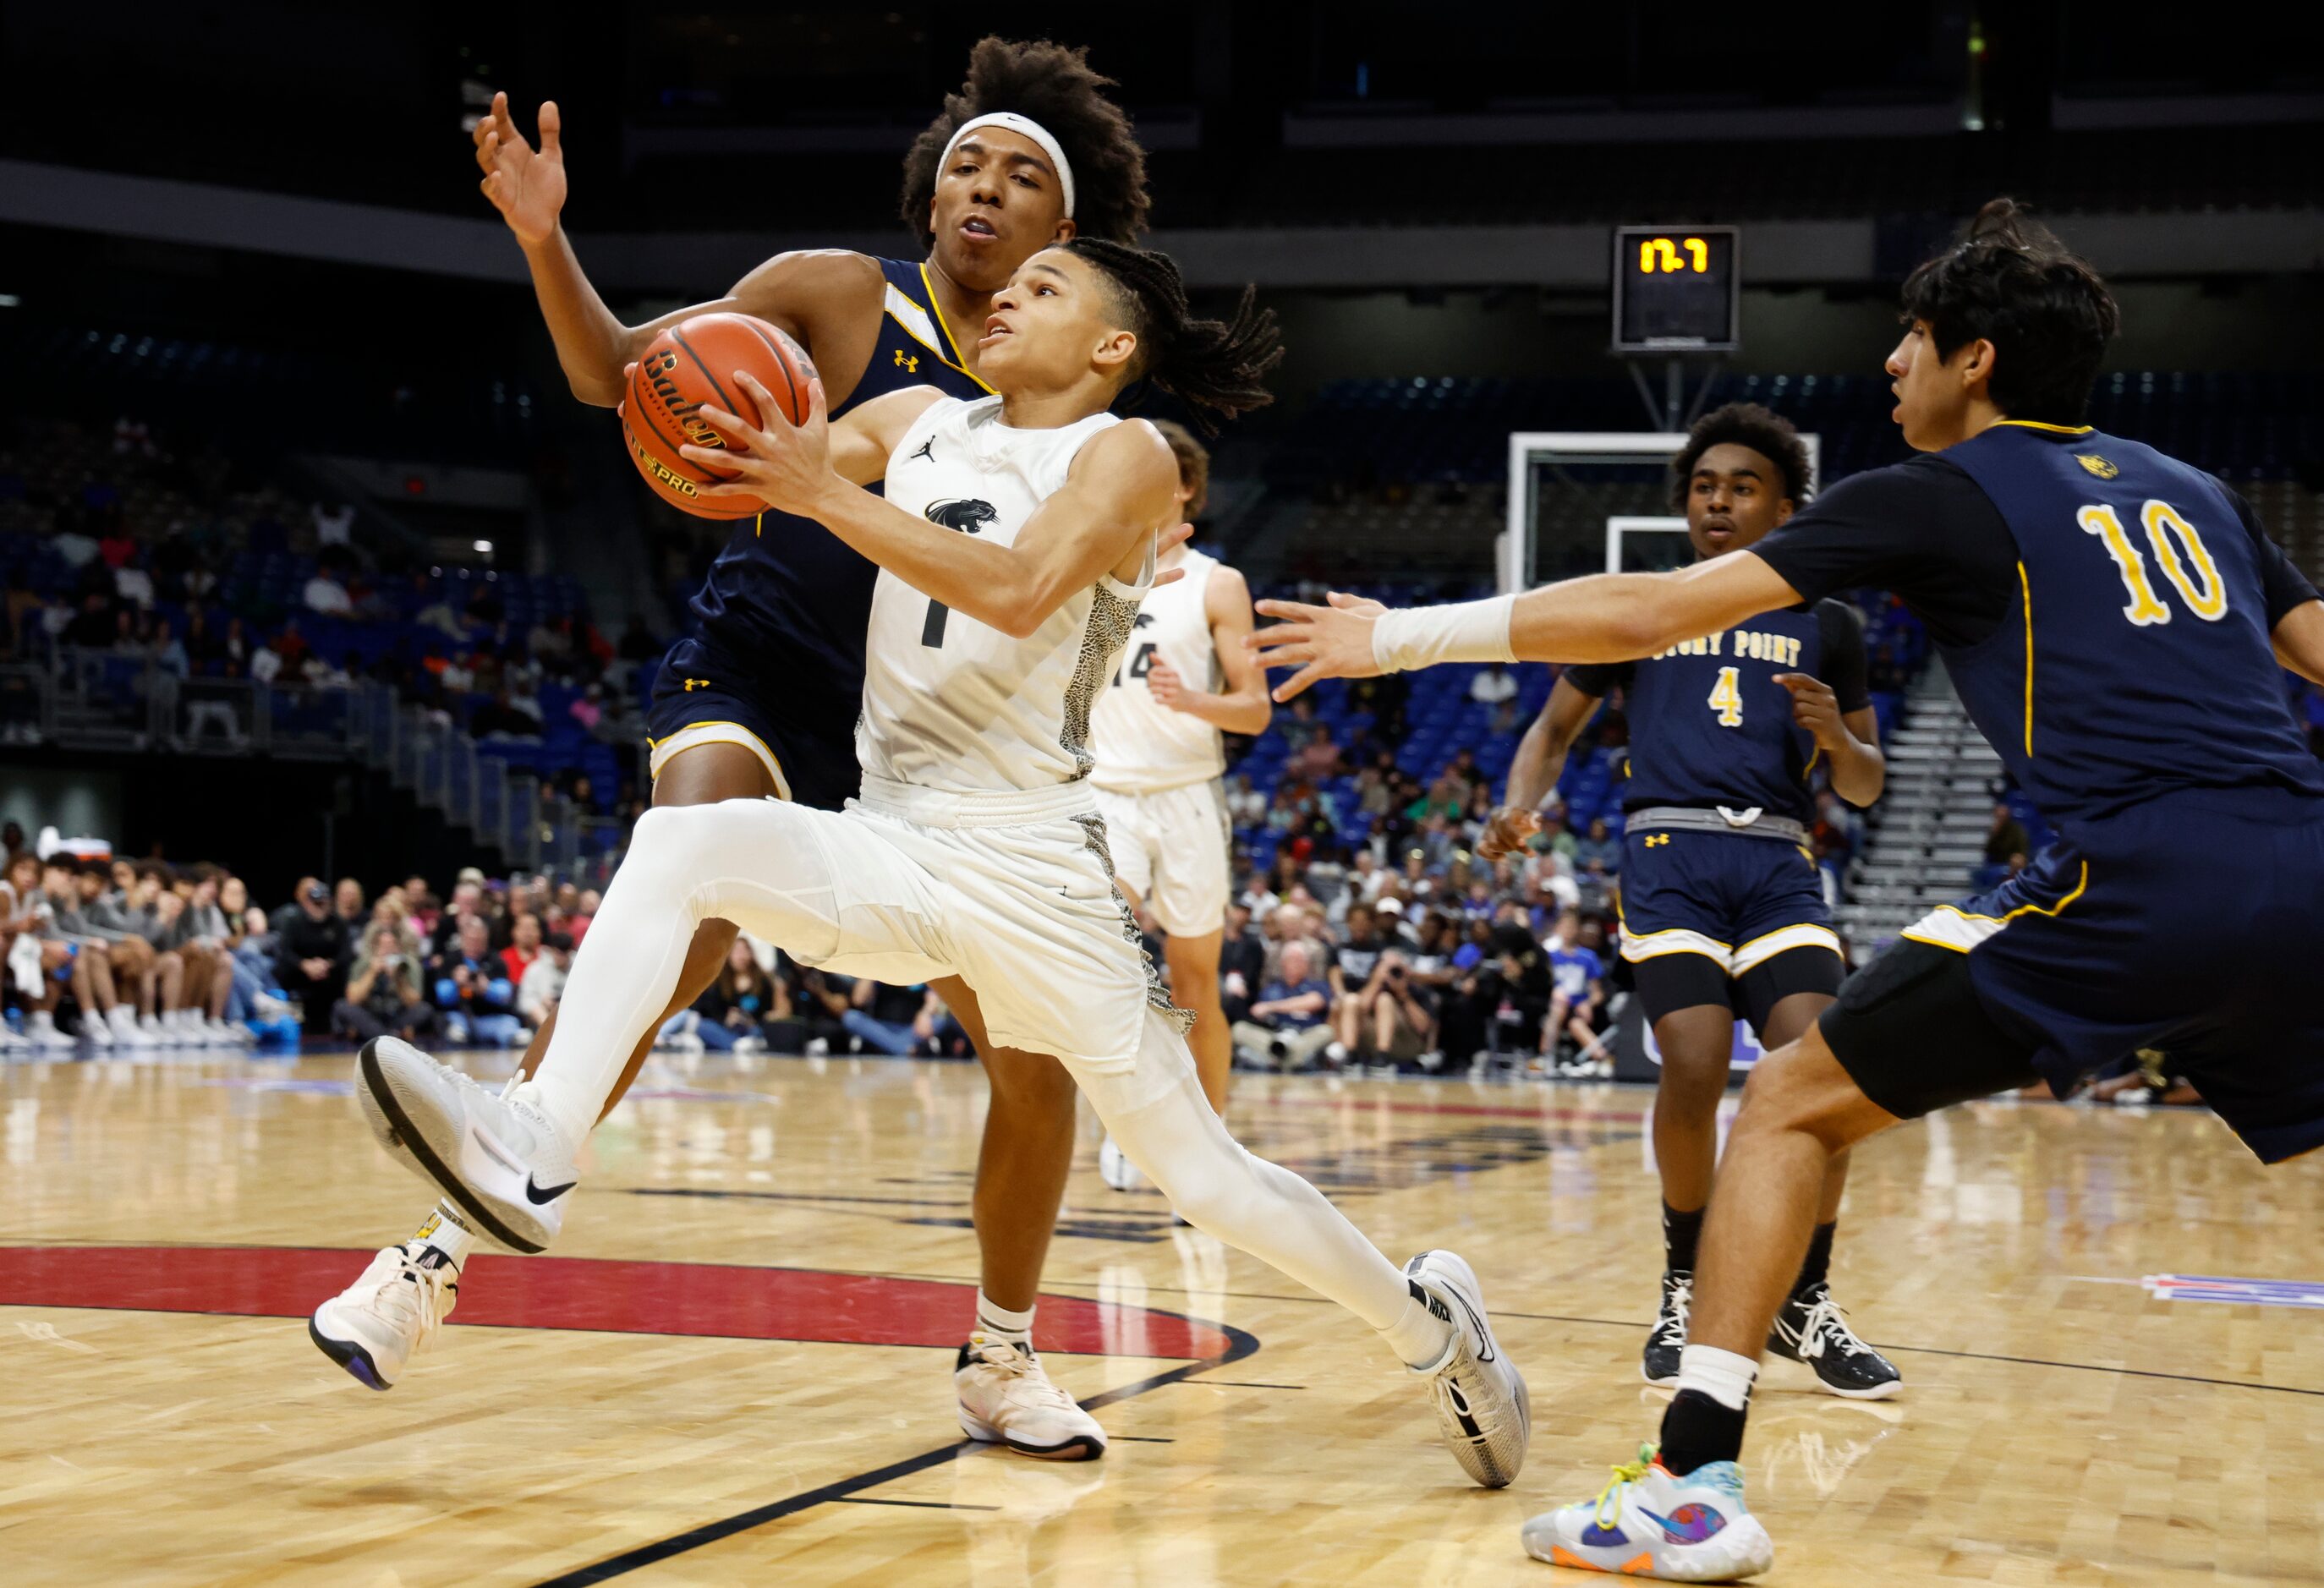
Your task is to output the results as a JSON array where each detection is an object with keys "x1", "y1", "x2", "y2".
[{"x1": 1371, "y1": 594, "x2": 1518, "y2": 673}]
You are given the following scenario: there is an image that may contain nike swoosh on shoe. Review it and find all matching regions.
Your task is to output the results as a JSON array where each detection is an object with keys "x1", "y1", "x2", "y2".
[{"x1": 525, "y1": 1178, "x2": 576, "y2": 1204}]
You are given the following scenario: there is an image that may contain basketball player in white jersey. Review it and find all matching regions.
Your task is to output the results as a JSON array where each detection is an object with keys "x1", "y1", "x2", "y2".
[
  {"x1": 1088, "y1": 421, "x2": 1268, "y2": 1190},
  {"x1": 347, "y1": 238, "x2": 1530, "y2": 1487}
]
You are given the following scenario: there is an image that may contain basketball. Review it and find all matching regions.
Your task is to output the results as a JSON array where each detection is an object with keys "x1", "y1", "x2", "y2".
[{"x1": 620, "y1": 312, "x2": 815, "y2": 519}]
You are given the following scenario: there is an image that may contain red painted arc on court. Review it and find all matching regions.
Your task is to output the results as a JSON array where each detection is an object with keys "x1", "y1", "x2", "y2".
[{"x1": 0, "y1": 1246, "x2": 1236, "y2": 1359}]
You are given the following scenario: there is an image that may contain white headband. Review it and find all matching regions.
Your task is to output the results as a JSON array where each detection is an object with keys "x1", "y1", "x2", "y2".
[{"x1": 940, "y1": 112, "x2": 1076, "y2": 219}]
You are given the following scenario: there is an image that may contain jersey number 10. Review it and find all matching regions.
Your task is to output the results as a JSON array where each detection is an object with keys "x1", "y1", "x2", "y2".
[{"x1": 2076, "y1": 501, "x2": 2228, "y2": 626}]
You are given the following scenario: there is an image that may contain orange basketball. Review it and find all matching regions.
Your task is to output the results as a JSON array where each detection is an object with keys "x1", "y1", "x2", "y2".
[{"x1": 620, "y1": 312, "x2": 816, "y2": 520}]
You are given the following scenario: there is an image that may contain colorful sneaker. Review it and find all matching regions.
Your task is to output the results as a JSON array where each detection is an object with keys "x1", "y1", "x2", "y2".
[
  {"x1": 309, "y1": 1244, "x2": 458, "y2": 1390},
  {"x1": 1406, "y1": 1249, "x2": 1531, "y2": 1487},
  {"x1": 1767, "y1": 1283, "x2": 1900, "y2": 1399},
  {"x1": 355, "y1": 1036, "x2": 577, "y2": 1253},
  {"x1": 1521, "y1": 1443, "x2": 1773, "y2": 1581},
  {"x1": 955, "y1": 1337, "x2": 1107, "y2": 1460},
  {"x1": 1643, "y1": 1268, "x2": 1691, "y2": 1387}
]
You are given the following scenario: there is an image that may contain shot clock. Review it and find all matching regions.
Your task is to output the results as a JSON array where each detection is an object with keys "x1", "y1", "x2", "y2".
[{"x1": 1611, "y1": 225, "x2": 1740, "y2": 353}]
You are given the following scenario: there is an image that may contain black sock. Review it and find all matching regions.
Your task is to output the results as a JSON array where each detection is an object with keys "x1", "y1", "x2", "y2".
[
  {"x1": 1793, "y1": 1220, "x2": 1837, "y2": 1296},
  {"x1": 1658, "y1": 1388, "x2": 1746, "y2": 1476},
  {"x1": 1662, "y1": 1202, "x2": 1703, "y2": 1274}
]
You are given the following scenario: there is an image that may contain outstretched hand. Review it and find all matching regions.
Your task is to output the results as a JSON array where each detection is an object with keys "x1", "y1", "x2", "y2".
[
  {"x1": 474, "y1": 91, "x2": 567, "y2": 248},
  {"x1": 682, "y1": 372, "x2": 836, "y2": 517},
  {"x1": 1247, "y1": 592, "x2": 1389, "y2": 701}
]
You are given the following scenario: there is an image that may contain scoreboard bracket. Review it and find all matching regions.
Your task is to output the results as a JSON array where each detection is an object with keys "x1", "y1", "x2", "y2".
[{"x1": 1612, "y1": 224, "x2": 1740, "y2": 430}]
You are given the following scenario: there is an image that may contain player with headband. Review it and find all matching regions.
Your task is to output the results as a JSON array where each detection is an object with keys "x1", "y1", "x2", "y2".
[{"x1": 310, "y1": 38, "x2": 1153, "y2": 1465}]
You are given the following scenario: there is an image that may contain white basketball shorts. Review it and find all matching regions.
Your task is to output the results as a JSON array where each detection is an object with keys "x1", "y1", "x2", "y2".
[{"x1": 1089, "y1": 780, "x2": 1232, "y2": 939}]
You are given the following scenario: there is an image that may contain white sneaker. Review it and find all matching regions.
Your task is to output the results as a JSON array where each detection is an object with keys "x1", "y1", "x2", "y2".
[
  {"x1": 1521, "y1": 1444, "x2": 1773, "y2": 1581},
  {"x1": 1406, "y1": 1249, "x2": 1531, "y2": 1488},
  {"x1": 1098, "y1": 1134, "x2": 1147, "y2": 1192},
  {"x1": 212, "y1": 1018, "x2": 253, "y2": 1044},
  {"x1": 954, "y1": 1337, "x2": 1107, "y2": 1460},
  {"x1": 0, "y1": 1024, "x2": 25, "y2": 1054},
  {"x1": 107, "y1": 1005, "x2": 151, "y2": 1049},
  {"x1": 355, "y1": 1036, "x2": 578, "y2": 1253},
  {"x1": 140, "y1": 1012, "x2": 177, "y2": 1048},
  {"x1": 664, "y1": 1031, "x2": 706, "y2": 1054},
  {"x1": 732, "y1": 1034, "x2": 768, "y2": 1056},
  {"x1": 83, "y1": 1010, "x2": 114, "y2": 1049},
  {"x1": 309, "y1": 1244, "x2": 459, "y2": 1390},
  {"x1": 27, "y1": 1010, "x2": 75, "y2": 1050}
]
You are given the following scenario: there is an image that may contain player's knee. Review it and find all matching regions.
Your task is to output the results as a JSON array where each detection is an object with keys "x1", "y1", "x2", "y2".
[
  {"x1": 1734, "y1": 1039, "x2": 1871, "y2": 1153},
  {"x1": 984, "y1": 1047, "x2": 1077, "y2": 1120}
]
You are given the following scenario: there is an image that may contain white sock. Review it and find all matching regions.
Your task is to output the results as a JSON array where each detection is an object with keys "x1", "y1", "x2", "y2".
[
  {"x1": 973, "y1": 1290, "x2": 1035, "y2": 1350},
  {"x1": 409, "y1": 1204, "x2": 475, "y2": 1272},
  {"x1": 1676, "y1": 1344, "x2": 1759, "y2": 1411},
  {"x1": 1379, "y1": 1281, "x2": 1457, "y2": 1369}
]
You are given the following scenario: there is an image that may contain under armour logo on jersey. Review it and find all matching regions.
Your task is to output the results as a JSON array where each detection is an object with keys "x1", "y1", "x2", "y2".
[
  {"x1": 924, "y1": 498, "x2": 998, "y2": 534},
  {"x1": 894, "y1": 349, "x2": 919, "y2": 375},
  {"x1": 682, "y1": 677, "x2": 710, "y2": 693},
  {"x1": 1642, "y1": 833, "x2": 1671, "y2": 847},
  {"x1": 907, "y1": 437, "x2": 935, "y2": 465}
]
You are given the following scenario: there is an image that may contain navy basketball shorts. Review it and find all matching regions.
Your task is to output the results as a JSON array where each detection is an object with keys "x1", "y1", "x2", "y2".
[
  {"x1": 1822, "y1": 791, "x2": 2324, "y2": 1164},
  {"x1": 644, "y1": 638, "x2": 861, "y2": 813},
  {"x1": 1617, "y1": 825, "x2": 1844, "y2": 1037}
]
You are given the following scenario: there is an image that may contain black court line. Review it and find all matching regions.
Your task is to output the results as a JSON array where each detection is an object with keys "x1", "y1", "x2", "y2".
[
  {"x1": 525, "y1": 1313, "x2": 1260, "y2": 1587},
  {"x1": 830, "y1": 1498, "x2": 999, "y2": 1512},
  {"x1": 1110, "y1": 1435, "x2": 1175, "y2": 1443},
  {"x1": 1183, "y1": 1380, "x2": 1304, "y2": 1390}
]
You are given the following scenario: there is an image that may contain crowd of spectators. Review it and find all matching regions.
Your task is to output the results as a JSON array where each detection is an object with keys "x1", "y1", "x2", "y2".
[{"x1": 0, "y1": 414, "x2": 658, "y2": 816}]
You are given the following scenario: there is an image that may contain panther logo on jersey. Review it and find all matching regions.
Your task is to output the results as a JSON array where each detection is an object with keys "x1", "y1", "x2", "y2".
[
  {"x1": 2074, "y1": 452, "x2": 2119, "y2": 479},
  {"x1": 924, "y1": 498, "x2": 998, "y2": 534},
  {"x1": 1132, "y1": 612, "x2": 1156, "y2": 628}
]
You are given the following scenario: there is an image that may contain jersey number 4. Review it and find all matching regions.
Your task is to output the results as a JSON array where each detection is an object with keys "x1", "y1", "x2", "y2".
[
  {"x1": 2077, "y1": 501, "x2": 2228, "y2": 625},
  {"x1": 1707, "y1": 665, "x2": 1745, "y2": 727}
]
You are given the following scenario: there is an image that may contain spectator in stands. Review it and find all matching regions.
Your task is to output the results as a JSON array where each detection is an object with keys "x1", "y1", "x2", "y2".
[
  {"x1": 517, "y1": 931, "x2": 571, "y2": 1027},
  {"x1": 1327, "y1": 903, "x2": 1391, "y2": 1059},
  {"x1": 1217, "y1": 901, "x2": 1267, "y2": 1024},
  {"x1": 332, "y1": 878, "x2": 366, "y2": 933},
  {"x1": 1233, "y1": 941, "x2": 1335, "y2": 1071},
  {"x1": 1986, "y1": 802, "x2": 2030, "y2": 867},
  {"x1": 303, "y1": 566, "x2": 353, "y2": 616},
  {"x1": 1471, "y1": 662, "x2": 1520, "y2": 732},
  {"x1": 335, "y1": 922, "x2": 437, "y2": 1044},
  {"x1": 839, "y1": 977, "x2": 953, "y2": 1057},
  {"x1": 311, "y1": 501, "x2": 354, "y2": 548},
  {"x1": 275, "y1": 879, "x2": 352, "y2": 1035},
  {"x1": 498, "y1": 912, "x2": 544, "y2": 985},
  {"x1": 1545, "y1": 912, "x2": 1611, "y2": 1074},
  {"x1": 432, "y1": 915, "x2": 524, "y2": 1047},
  {"x1": 1574, "y1": 817, "x2": 1621, "y2": 875}
]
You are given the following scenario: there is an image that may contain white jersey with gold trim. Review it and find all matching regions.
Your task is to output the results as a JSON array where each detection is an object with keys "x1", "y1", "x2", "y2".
[
  {"x1": 858, "y1": 395, "x2": 1154, "y2": 796},
  {"x1": 1088, "y1": 548, "x2": 1228, "y2": 795}
]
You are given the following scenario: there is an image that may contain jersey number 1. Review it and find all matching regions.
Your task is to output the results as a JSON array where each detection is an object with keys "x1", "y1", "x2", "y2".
[
  {"x1": 921, "y1": 600, "x2": 951, "y2": 648},
  {"x1": 2076, "y1": 501, "x2": 2228, "y2": 625},
  {"x1": 1707, "y1": 665, "x2": 1744, "y2": 727}
]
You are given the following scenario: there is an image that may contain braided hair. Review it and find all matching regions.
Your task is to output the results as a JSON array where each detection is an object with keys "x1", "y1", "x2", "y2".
[
  {"x1": 1065, "y1": 238, "x2": 1284, "y2": 434},
  {"x1": 899, "y1": 37, "x2": 1150, "y2": 250}
]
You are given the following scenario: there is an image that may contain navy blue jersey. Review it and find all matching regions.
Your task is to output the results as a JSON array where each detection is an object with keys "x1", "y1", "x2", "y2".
[
  {"x1": 681, "y1": 258, "x2": 993, "y2": 750},
  {"x1": 1756, "y1": 422, "x2": 2324, "y2": 830},
  {"x1": 1567, "y1": 600, "x2": 1866, "y2": 825}
]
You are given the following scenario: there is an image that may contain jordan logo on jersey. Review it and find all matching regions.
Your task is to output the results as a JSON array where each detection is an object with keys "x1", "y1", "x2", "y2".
[
  {"x1": 924, "y1": 498, "x2": 997, "y2": 534},
  {"x1": 907, "y1": 437, "x2": 935, "y2": 465}
]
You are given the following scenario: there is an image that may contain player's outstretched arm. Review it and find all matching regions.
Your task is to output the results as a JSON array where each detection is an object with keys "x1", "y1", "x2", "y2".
[
  {"x1": 1148, "y1": 566, "x2": 1273, "y2": 734},
  {"x1": 1479, "y1": 676, "x2": 1602, "y2": 859},
  {"x1": 1248, "y1": 552, "x2": 1804, "y2": 702},
  {"x1": 685, "y1": 388, "x2": 1181, "y2": 638},
  {"x1": 474, "y1": 92, "x2": 885, "y2": 408}
]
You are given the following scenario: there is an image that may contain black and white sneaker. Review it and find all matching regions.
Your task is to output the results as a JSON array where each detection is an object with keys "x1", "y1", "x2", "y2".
[
  {"x1": 1767, "y1": 1282, "x2": 1901, "y2": 1399},
  {"x1": 1642, "y1": 1268, "x2": 1691, "y2": 1387}
]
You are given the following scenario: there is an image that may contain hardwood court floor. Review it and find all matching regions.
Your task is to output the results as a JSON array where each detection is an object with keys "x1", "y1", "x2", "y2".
[{"x1": 1, "y1": 1049, "x2": 2317, "y2": 1586}]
